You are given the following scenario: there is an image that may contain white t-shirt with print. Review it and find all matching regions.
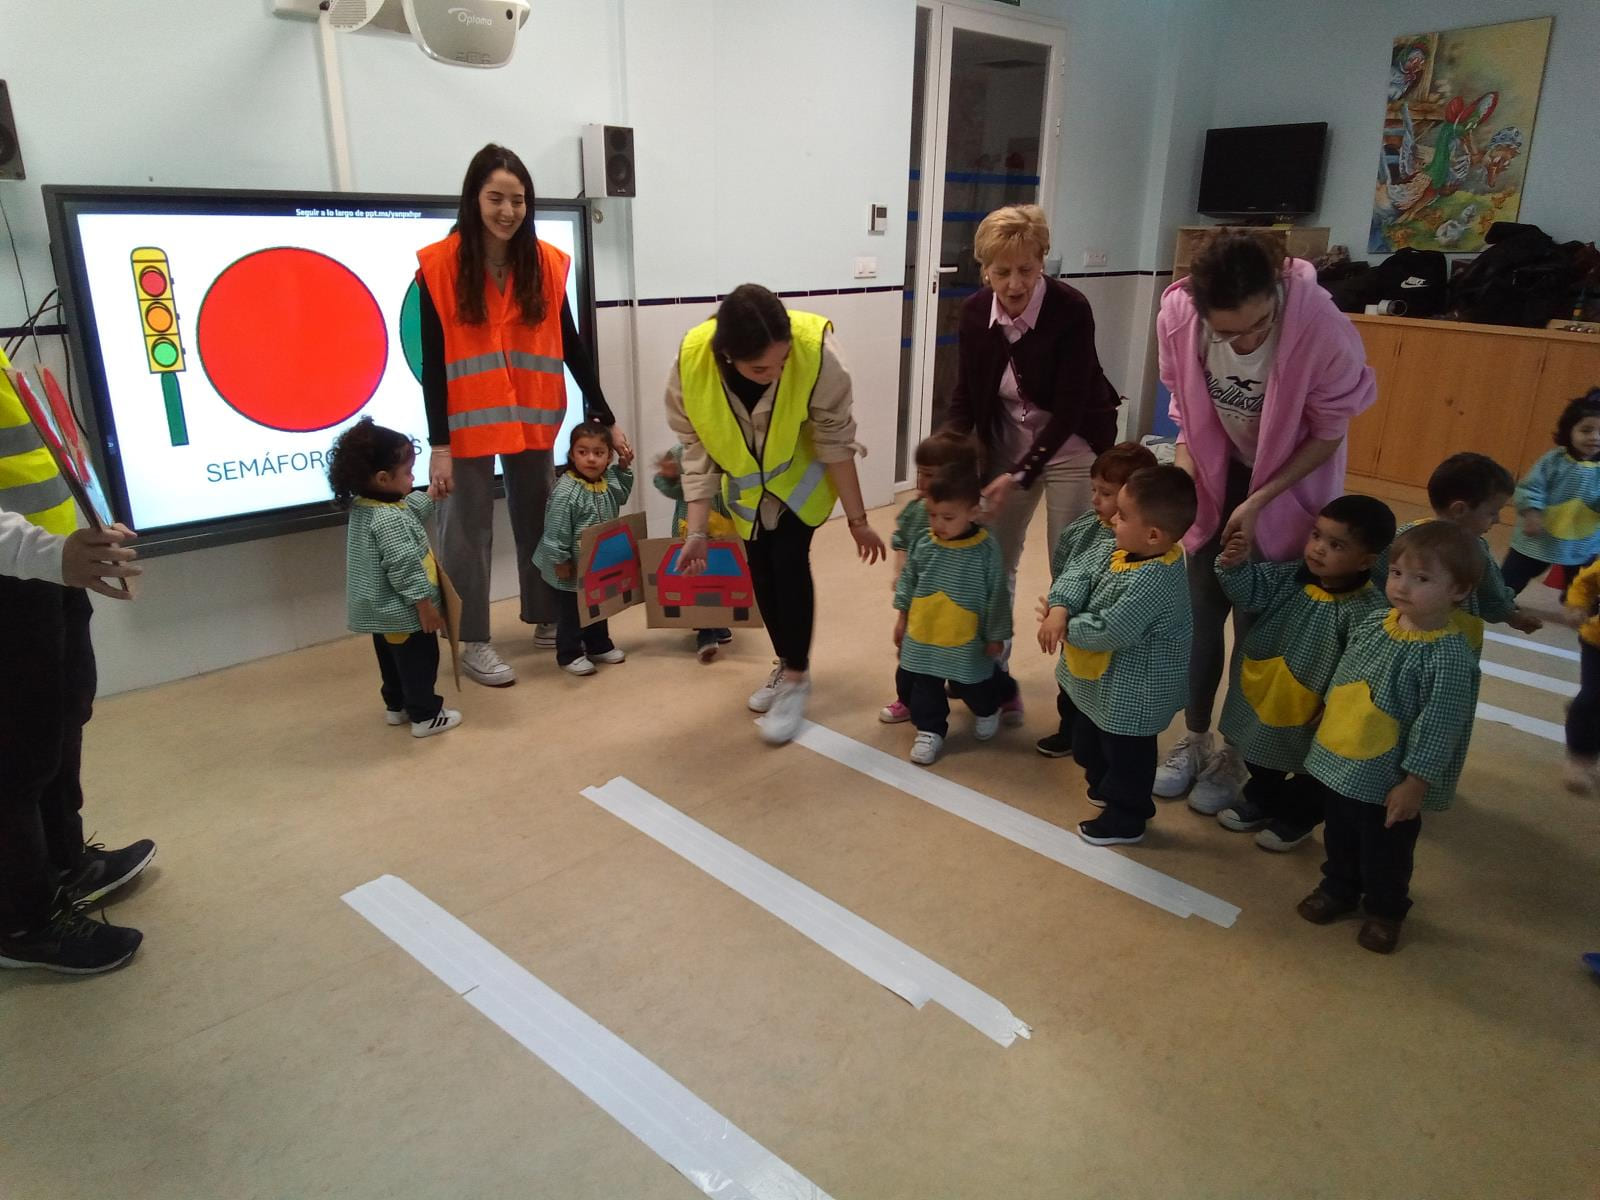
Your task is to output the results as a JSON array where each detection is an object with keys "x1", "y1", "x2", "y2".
[{"x1": 1203, "y1": 314, "x2": 1280, "y2": 467}]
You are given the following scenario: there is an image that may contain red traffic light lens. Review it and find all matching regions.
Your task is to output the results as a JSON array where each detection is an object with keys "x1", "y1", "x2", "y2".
[{"x1": 139, "y1": 267, "x2": 169, "y2": 297}]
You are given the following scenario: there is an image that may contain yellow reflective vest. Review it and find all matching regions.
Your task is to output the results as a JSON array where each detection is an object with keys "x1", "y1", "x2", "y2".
[
  {"x1": 678, "y1": 311, "x2": 837, "y2": 538},
  {"x1": 0, "y1": 348, "x2": 74, "y2": 535}
]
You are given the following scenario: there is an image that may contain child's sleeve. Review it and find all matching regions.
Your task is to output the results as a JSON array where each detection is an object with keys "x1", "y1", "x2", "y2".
[
  {"x1": 1066, "y1": 574, "x2": 1160, "y2": 652},
  {"x1": 403, "y1": 491, "x2": 436, "y2": 522},
  {"x1": 1512, "y1": 451, "x2": 1551, "y2": 514},
  {"x1": 1214, "y1": 558, "x2": 1283, "y2": 613},
  {"x1": 372, "y1": 511, "x2": 436, "y2": 603},
  {"x1": 1475, "y1": 544, "x2": 1518, "y2": 623},
  {"x1": 1049, "y1": 520, "x2": 1081, "y2": 582},
  {"x1": 531, "y1": 486, "x2": 576, "y2": 575},
  {"x1": 893, "y1": 544, "x2": 919, "y2": 613},
  {"x1": 1400, "y1": 646, "x2": 1480, "y2": 789},
  {"x1": 981, "y1": 545, "x2": 1013, "y2": 643},
  {"x1": 891, "y1": 503, "x2": 916, "y2": 553},
  {"x1": 610, "y1": 466, "x2": 635, "y2": 505},
  {"x1": 1049, "y1": 554, "x2": 1097, "y2": 613},
  {"x1": 653, "y1": 472, "x2": 685, "y2": 502}
]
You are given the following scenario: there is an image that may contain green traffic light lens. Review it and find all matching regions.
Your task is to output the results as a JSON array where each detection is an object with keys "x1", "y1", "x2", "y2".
[{"x1": 151, "y1": 338, "x2": 180, "y2": 368}]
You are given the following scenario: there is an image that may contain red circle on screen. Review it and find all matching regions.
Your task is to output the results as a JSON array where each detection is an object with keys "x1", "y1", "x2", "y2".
[
  {"x1": 139, "y1": 268, "x2": 168, "y2": 297},
  {"x1": 197, "y1": 247, "x2": 388, "y2": 432}
]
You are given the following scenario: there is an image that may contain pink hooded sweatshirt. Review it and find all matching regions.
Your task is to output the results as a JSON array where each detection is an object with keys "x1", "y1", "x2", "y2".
[{"x1": 1158, "y1": 257, "x2": 1376, "y2": 561}]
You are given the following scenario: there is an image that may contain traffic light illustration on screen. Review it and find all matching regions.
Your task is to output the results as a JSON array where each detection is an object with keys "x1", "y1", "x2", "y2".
[{"x1": 131, "y1": 247, "x2": 189, "y2": 446}]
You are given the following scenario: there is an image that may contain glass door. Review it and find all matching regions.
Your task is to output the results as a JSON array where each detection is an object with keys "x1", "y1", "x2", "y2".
[{"x1": 896, "y1": 5, "x2": 1066, "y2": 484}]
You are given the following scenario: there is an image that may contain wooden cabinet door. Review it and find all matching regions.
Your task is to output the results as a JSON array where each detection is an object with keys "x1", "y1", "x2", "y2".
[
  {"x1": 1373, "y1": 327, "x2": 1548, "y2": 487},
  {"x1": 1347, "y1": 323, "x2": 1403, "y2": 477},
  {"x1": 1518, "y1": 340, "x2": 1600, "y2": 475}
]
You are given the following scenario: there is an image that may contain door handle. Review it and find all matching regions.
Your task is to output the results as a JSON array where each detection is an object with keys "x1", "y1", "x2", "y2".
[{"x1": 936, "y1": 265, "x2": 959, "y2": 273}]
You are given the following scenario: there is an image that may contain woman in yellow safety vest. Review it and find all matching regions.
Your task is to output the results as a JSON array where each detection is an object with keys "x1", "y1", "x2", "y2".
[
  {"x1": 418, "y1": 143, "x2": 629, "y2": 688},
  {"x1": 666, "y1": 284, "x2": 885, "y2": 744}
]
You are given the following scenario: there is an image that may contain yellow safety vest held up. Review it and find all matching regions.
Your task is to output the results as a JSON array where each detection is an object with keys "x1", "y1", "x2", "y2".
[
  {"x1": 678, "y1": 311, "x2": 837, "y2": 538},
  {"x1": 0, "y1": 348, "x2": 74, "y2": 535}
]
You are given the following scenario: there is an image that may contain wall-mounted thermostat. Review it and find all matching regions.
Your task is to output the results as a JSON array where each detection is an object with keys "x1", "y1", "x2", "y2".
[{"x1": 868, "y1": 204, "x2": 888, "y2": 235}]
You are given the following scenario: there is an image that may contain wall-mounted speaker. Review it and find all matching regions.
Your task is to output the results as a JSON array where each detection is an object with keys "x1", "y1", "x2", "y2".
[
  {"x1": 0, "y1": 82, "x2": 24, "y2": 181},
  {"x1": 582, "y1": 124, "x2": 635, "y2": 199}
]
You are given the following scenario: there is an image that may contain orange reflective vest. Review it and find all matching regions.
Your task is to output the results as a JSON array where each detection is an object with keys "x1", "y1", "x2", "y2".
[{"x1": 416, "y1": 232, "x2": 570, "y2": 458}]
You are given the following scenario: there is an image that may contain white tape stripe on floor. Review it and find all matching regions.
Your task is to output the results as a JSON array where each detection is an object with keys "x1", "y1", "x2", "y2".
[
  {"x1": 1484, "y1": 629, "x2": 1581, "y2": 662},
  {"x1": 1479, "y1": 658, "x2": 1579, "y2": 697},
  {"x1": 789, "y1": 721, "x2": 1240, "y2": 929},
  {"x1": 1475, "y1": 702, "x2": 1565, "y2": 744},
  {"x1": 583, "y1": 777, "x2": 1030, "y2": 1047},
  {"x1": 343, "y1": 875, "x2": 834, "y2": 1200}
]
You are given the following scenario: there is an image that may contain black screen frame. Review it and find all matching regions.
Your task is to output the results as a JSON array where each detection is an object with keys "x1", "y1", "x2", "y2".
[
  {"x1": 43, "y1": 184, "x2": 596, "y2": 557},
  {"x1": 1196, "y1": 122, "x2": 1329, "y2": 219}
]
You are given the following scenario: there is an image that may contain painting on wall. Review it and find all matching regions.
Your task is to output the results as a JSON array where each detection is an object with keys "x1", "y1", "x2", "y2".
[{"x1": 1369, "y1": 17, "x2": 1552, "y2": 254}]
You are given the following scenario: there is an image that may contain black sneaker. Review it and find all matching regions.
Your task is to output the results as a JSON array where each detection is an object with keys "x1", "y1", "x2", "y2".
[
  {"x1": 1035, "y1": 732, "x2": 1074, "y2": 758},
  {"x1": 1078, "y1": 814, "x2": 1145, "y2": 846},
  {"x1": 715, "y1": 629, "x2": 734, "y2": 645},
  {"x1": 1217, "y1": 798, "x2": 1271, "y2": 832},
  {"x1": 1255, "y1": 820, "x2": 1315, "y2": 852},
  {"x1": 0, "y1": 903, "x2": 143, "y2": 974},
  {"x1": 62, "y1": 839, "x2": 157, "y2": 907}
]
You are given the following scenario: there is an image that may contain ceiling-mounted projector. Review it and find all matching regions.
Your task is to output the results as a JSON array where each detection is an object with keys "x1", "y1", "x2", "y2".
[{"x1": 275, "y1": 0, "x2": 530, "y2": 69}]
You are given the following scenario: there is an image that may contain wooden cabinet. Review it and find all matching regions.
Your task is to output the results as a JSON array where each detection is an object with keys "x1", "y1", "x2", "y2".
[
  {"x1": 1347, "y1": 315, "x2": 1600, "y2": 494},
  {"x1": 1173, "y1": 225, "x2": 1330, "y2": 281}
]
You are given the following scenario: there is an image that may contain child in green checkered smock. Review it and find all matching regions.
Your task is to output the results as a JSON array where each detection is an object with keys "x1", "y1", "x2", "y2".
[
  {"x1": 891, "y1": 472, "x2": 1017, "y2": 765},
  {"x1": 1371, "y1": 453, "x2": 1542, "y2": 651},
  {"x1": 1210, "y1": 495, "x2": 1394, "y2": 852},
  {"x1": 881, "y1": 430, "x2": 988, "y2": 729},
  {"x1": 1038, "y1": 443, "x2": 1157, "y2": 758},
  {"x1": 1037, "y1": 464, "x2": 1197, "y2": 845},
  {"x1": 1502, "y1": 390, "x2": 1600, "y2": 599},
  {"x1": 328, "y1": 417, "x2": 459, "y2": 739},
  {"x1": 654, "y1": 443, "x2": 733, "y2": 660},
  {"x1": 1298, "y1": 519, "x2": 1484, "y2": 955},
  {"x1": 533, "y1": 422, "x2": 636, "y2": 674}
]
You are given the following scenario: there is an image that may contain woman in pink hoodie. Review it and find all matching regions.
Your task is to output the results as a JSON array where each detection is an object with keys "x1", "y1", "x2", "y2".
[{"x1": 1152, "y1": 233, "x2": 1376, "y2": 814}]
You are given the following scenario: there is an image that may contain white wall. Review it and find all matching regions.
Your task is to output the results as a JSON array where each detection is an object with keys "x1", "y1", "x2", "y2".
[{"x1": 1205, "y1": 0, "x2": 1600, "y2": 258}]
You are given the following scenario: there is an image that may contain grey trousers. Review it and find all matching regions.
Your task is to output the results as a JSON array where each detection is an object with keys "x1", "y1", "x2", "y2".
[
  {"x1": 1185, "y1": 457, "x2": 1257, "y2": 733},
  {"x1": 989, "y1": 448, "x2": 1096, "y2": 606},
  {"x1": 436, "y1": 450, "x2": 558, "y2": 643}
]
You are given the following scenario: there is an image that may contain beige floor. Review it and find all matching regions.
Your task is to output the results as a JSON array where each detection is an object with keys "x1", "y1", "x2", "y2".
[{"x1": 3, "y1": 499, "x2": 1596, "y2": 1199}]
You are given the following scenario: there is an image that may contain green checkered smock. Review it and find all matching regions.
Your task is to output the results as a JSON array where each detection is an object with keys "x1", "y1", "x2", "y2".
[
  {"x1": 532, "y1": 466, "x2": 635, "y2": 592},
  {"x1": 1305, "y1": 608, "x2": 1480, "y2": 811},
  {"x1": 892, "y1": 497, "x2": 930, "y2": 553},
  {"x1": 1375, "y1": 518, "x2": 1514, "y2": 652},
  {"x1": 1216, "y1": 560, "x2": 1387, "y2": 772},
  {"x1": 345, "y1": 492, "x2": 439, "y2": 634},
  {"x1": 1510, "y1": 449, "x2": 1600, "y2": 566},
  {"x1": 1049, "y1": 544, "x2": 1192, "y2": 737},
  {"x1": 1050, "y1": 508, "x2": 1115, "y2": 581},
  {"x1": 894, "y1": 527, "x2": 1011, "y2": 684}
]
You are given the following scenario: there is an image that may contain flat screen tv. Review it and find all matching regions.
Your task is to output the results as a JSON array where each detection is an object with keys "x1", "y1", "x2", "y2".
[
  {"x1": 1197, "y1": 122, "x2": 1328, "y2": 219},
  {"x1": 43, "y1": 185, "x2": 595, "y2": 554}
]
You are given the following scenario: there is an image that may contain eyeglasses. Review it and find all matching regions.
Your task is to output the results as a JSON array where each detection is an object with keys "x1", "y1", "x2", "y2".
[{"x1": 1205, "y1": 299, "x2": 1280, "y2": 345}]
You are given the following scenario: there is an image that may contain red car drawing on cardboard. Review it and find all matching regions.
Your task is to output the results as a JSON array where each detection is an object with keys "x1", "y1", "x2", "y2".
[
  {"x1": 649, "y1": 540, "x2": 754, "y2": 621},
  {"x1": 583, "y1": 523, "x2": 642, "y2": 619}
]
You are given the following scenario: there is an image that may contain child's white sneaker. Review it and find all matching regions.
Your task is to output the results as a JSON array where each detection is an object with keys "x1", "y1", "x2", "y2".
[
  {"x1": 1563, "y1": 755, "x2": 1598, "y2": 795},
  {"x1": 1153, "y1": 730, "x2": 1213, "y2": 797},
  {"x1": 1188, "y1": 744, "x2": 1247, "y2": 814},
  {"x1": 411, "y1": 708, "x2": 462, "y2": 738},
  {"x1": 591, "y1": 648, "x2": 626, "y2": 665},
  {"x1": 563, "y1": 656, "x2": 597, "y2": 676},
  {"x1": 384, "y1": 709, "x2": 407, "y2": 727},
  {"x1": 973, "y1": 712, "x2": 1000, "y2": 741},
  {"x1": 910, "y1": 731, "x2": 944, "y2": 765}
]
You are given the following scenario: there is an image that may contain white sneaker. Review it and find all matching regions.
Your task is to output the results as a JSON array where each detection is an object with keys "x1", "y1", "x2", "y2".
[
  {"x1": 973, "y1": 712, "x2": 1000, "y2": 741},
  {"x1": 747, "y1": 663, "x2": 785, "y2": 713},
  {"x1": 591, "y1": 647, "x2": 626, "y2": 665},
  {"x1": 910, "y1": 731, "x2": 944, "y2": 765},
  {"x1": 411, "y1": 708, "x2": 462, "y2": 738},
  {"x1": 461, "y1": 641, "x2": 516, "y2": 688},
  {"x1": 563, "y1": 656, "x2": 597, "y2": 676},
  {"x1": 1153, "y1": 730, "x2": 1212, "y2": 797},
  {"x1": 758, "y1": 677, "x2": 811, "y2": 745},
  {"x1": 533, "y1": 623, "x2": 557, "y2": 649},
  {"x1": 1188, "y1": 744, "x2": 1248, "y2": 815},
  {"x1": 384, "y1": 709, "x2": 407, "y2": 727}
]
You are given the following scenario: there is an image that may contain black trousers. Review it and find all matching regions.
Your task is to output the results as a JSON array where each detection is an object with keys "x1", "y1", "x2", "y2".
[
  {"x1": 553, "y1": 590, "x2": 614, "y2": 666},
  {"x1": 1568, "y1": 641, "x2": 1600, "y2": 759},
  {"x1": 747, "y1": 508, "x2": 816, "y2": 672},
  {"x1": 1500, "y1": 547, "x2": 1550, "y2": 596},
  {"x1": 896, "y1": 665, "x2": 1018, "y2": 737},
  {"x1": 1059, "y1": 688, "x2": 1157, "y2": 826},
  {"x1": 0, "y1": 578, "x2": 93, "y2": 932},
  {"x1": 372, "y1": 632, "x2": 443, "y2": 723},
  {"x1": 1315, "y1": 782, "x2": 1422, "y2": 920},
  {"x1": 1243, "y1": 761, "x2": 1323, "y2": 830}
]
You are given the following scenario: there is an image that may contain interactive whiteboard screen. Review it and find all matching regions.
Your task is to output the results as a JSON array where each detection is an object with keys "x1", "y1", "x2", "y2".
[{"x1": 45, "y1": 187, "x2": 593, "y2": 551}]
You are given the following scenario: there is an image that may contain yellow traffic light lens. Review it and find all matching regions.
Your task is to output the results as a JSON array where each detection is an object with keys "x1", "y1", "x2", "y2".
[
  {"x1": 144, "y1": 303, "x2": 174, "y2": 333},
  {"x1": 151, "y1": 338, "x2": 180, "y2": 368}
]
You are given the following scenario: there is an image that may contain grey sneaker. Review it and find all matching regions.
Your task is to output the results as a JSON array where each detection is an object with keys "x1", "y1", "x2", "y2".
[
  {"x1": 1153, "y1": 731, "x2": 1212, "y2": 798},
  {"x1": 747, "y1": 663, "x2": 785, "y2": 713},
  {"x1": 1188, "y1": 745, "x2": 1247, "y2": 815}
]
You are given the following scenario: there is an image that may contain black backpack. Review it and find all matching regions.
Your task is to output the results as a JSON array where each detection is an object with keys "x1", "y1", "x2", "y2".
[
  {"x1": 1369, "y1": 248, "x2": 1448, "y2": 317},
  {"x1": 1452, "y1": 222, "x2": 1579, "y2": 327}
]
